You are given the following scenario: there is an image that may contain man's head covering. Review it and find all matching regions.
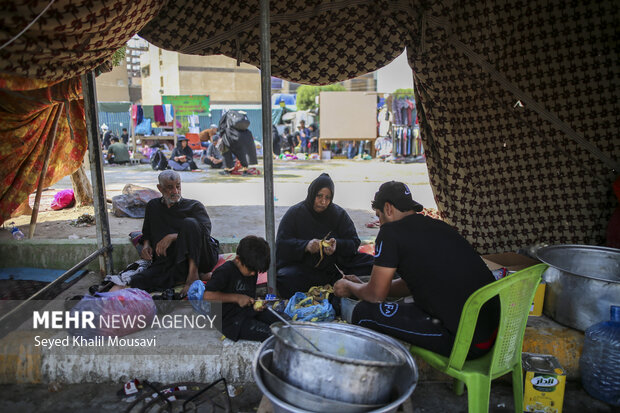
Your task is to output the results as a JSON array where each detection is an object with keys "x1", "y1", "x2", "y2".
[
  {"x1": 305, "y1": 173, "x2": 334, "y2": 212},
  {"x1": 372, "y1": 181, "x2": 423, "y2": 212},
  {"x1": 177, "y1": 135, "x2": 188, "y2": 142},
  {"x1": 101, "y1": 124, "x2": 108, "y2": 131},
  {"x1": 212, "y1": 134, "x2": 220, "y2": 142}
]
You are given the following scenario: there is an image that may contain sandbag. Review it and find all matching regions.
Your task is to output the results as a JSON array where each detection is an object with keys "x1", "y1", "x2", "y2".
[
  {"x1": 68, "y1": 288, "x2": 157, "y2": 338},
  {"x1": 112, "y1": 184, "x2": 160, "y2": 218}
]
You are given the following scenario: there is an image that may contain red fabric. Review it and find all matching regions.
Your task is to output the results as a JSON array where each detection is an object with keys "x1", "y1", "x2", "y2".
[{"x1": 0, "y1": 76, "x2": 87, "y2": 225}]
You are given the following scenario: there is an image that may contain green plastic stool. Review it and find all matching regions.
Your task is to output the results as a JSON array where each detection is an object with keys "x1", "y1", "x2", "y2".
[{"x1": 410, "y1": 263, "x2": 548, "y2": 413}]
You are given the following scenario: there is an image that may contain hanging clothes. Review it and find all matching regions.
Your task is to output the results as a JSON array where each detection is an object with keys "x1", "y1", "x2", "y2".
[
  {"x1": 153, "y1": 105, "x2": 165, "y2": 123},
  {"x1": 163, "y1": 104, "x2": 174, "y2": 122},
  {"x1": 142, "y1": 105, "x2": 155, "y2": 120},
  {"x1": 136, "y1": 105, "x2": 144, "y2": 125},
  {"x1": 131, "y1": 105, "x2": 138, "y2": 127}
]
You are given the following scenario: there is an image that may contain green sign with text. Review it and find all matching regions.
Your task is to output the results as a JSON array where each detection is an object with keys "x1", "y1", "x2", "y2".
[{"x1": 162, "y1": 95, "x2": 210, "y2": 115}]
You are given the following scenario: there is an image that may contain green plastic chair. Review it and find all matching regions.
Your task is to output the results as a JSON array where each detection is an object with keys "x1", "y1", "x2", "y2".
[{"x1": 409, "y1": 263, "x2": 548, "y2": 413}]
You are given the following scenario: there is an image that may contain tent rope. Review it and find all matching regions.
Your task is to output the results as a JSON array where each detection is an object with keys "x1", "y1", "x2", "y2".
[{"x1": 0, "y1": 0, "x2": 56, "y2": 51}]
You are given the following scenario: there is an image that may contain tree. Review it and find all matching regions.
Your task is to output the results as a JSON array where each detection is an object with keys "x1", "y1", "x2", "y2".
[{"x1": 296, "y1": 83, "x2": 346, "y2": 110}]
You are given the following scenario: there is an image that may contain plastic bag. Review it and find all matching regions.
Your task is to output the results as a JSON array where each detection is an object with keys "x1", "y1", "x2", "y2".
[
  {"x1": 68, "y1": 288, "x2": 157, "y2": 338},
  {"x1": 187, "y1": 280, "x2": 211, "y2": 315},
  {"x1": 51, "y1": 189, "x2": 75, "y2": 210},
  {"x1": 284, "y1": 292, "x2": 335, "y2": 322}
]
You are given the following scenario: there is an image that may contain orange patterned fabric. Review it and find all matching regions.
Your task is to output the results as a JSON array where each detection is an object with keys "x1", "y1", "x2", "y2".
[{"x1": 0, "y1": 76, "x2": 87, "y2": 225}]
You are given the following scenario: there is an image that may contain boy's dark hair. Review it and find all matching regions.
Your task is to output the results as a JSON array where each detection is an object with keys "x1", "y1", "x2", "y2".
[
  {"x1": 111, "y1": 136, "x2": 119, "y2": 143},
  {"x1": 236, "y1": 235, "x2": 270, "y2": 273},
  {"x1": 122, "y1": 128, "x2": 127, "y2": 132}
]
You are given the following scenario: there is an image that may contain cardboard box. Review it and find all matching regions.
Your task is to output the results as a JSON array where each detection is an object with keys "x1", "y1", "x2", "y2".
[
  {"x1": 482, "y1": 252, "x2": 544, "y2": 316},
  {"x1": 481, "y1": 252, "x2": 540, "y2": 272}
]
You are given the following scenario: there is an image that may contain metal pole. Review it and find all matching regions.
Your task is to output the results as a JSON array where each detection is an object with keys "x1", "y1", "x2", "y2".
[
  {"x1": 260, "y1": 0, "x2": 276, "y2": 295},
  {"x1": 81, "y1": 72, "x2": 114, "y2": 276},
  {"x1": 28, "y1": 103, "x2": 63, "y2": 239},
  {"x1": 0, "y1": 246, "x2": 111, "y2": 326}
]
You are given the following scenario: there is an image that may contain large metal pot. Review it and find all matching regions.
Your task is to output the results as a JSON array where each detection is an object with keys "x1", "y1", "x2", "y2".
[
  {"x1": 254, "y1": 334, "x2": 418, "y2": 413},
  {"x1": 536, "y1": 245, "x2": 620, "y2": 331},
  {"x1": 269, "y1": 322, "x2": 409, "y2": 404}
]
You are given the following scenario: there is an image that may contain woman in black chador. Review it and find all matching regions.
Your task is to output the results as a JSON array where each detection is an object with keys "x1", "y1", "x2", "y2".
[{"x1": 275, "y1": 173, "x2": 374, "y2": 298}]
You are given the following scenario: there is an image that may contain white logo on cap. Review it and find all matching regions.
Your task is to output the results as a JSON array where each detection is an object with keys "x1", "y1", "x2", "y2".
[{"x1": 404, "y1": 184, "x2": 411, "y2": 195}]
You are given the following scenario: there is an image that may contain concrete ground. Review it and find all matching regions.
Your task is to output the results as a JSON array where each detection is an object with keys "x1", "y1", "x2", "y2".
[
  {"x1": 2, "y1": 159, "x2": 436, "y2": 241},
  {"x1": 0, "y1": 380, "x2": 614, "y2": 412}
]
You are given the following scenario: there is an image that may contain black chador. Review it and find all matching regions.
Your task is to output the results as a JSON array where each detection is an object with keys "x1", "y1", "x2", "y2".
[{"x1": 275, "y1": 173, "x2": 373, "y2": 298}]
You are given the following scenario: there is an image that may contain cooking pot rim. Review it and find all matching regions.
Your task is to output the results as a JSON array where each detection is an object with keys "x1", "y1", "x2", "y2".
[
  {"x1": 536, "y1": 244, "x2": 620, "y2": 284},
  {"x1": 271, "y1": 322, "x2": 407, "y2": 367}
]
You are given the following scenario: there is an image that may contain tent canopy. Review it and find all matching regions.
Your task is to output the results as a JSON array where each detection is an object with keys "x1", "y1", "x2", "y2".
[{"x1": 0, "y1": 0, "x2": 618, "y2": 253}]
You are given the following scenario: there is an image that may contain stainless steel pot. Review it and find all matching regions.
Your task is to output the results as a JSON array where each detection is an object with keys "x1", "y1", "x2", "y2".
[
  {"x1": 536, "y1": 244, "x2": 620, "y2": 331},
  {"x1": 269, "y1": 322, "x2": 409, "y2": 404},
  {"x1": 253, "y1": 335, "x2": 418, "y2": 413}
]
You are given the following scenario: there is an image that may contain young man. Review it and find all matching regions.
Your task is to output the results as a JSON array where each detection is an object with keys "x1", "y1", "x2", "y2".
[
  {"x1": 106, "y1": 136, "x2": 130, "y2": 164},
  {"x1": 121, "y1": 171, "x2": 219, "y2": 296},
  {"x1": 334, "y1": 181, "x2": 500, "y2": 359},
  {"x1": 203, "y1": 235, "x2": 278, "y2": 342},
  {"x1": 120, "y1": 128, "x2": 130, "y2": 145}
]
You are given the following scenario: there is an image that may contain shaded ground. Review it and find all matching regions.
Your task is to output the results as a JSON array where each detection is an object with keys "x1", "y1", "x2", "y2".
[
  {"x1": 2, "y1": 159, "x2": 436, "y2": 241},
  {"x1": 0, "y1": 380, "x2": 614, "y2": 413}
]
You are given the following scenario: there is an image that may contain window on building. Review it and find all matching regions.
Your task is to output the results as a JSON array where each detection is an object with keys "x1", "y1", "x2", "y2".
[
  {"x1": 141, "y1": 65, "x2": 150, "y2": 77},
  {"x1": 160, "y1": 76, "x2": 164, "y2": 87}
]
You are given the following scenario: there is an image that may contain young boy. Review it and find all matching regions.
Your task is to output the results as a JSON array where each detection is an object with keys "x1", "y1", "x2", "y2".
[{"x1": 203, "y1": 235, "x2": 278, "y2": 341}]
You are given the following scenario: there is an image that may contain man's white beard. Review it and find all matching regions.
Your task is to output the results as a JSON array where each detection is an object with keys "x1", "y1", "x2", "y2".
[{"x1": 164, "y1": 196, "x2": 181, "y2": 206}]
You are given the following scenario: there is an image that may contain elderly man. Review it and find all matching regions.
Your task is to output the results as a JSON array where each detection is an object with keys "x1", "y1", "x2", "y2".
[
  {"x1": 334, "y1": 181, "x2": 499, "y2": 359},
  {"x1": 119, "y1": 171, "x2": 219, "y2": 295}
]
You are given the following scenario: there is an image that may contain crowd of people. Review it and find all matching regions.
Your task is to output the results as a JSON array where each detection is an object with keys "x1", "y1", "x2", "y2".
[{"x1": 106, "y1": 170, "x2": 499, "y2": 356}]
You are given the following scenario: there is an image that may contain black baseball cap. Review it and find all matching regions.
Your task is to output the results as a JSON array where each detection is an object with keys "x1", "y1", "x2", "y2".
[{"x1": 372, "y1": 181, "x2": 423, "y2": 212}]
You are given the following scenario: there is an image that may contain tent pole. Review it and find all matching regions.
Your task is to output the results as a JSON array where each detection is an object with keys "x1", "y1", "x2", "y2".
[
  {"x1": 28, "y1": 103, "x2": 63, "y2": 239},
  {"x1": 81, "y1": 71, "x2": 114, "y2": 276},
  {"x1": 260, "y1": 0, "x2": 276, "y2": 295}
]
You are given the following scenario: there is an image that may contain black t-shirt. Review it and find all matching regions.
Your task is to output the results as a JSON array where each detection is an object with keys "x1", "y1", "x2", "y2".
[
  {"x1": 373, "y1": 214, "x2": 499, "y2": 341},
  {"x1": 142, "y1": 198, "x2": 212, "y2": 260},
  {"x1": 204, "y1": 260, "x2": 257, "y2": 324}
]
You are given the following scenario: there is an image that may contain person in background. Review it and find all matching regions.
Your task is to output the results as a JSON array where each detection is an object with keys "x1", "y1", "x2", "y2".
[
  {"x1": 101, "y1": 124, "x2": 112, "y2": 150},
  {"x1": 283, "y1": 126, "x2": 298, "y2": 153},
  {"x1": 272, "y1": 124, "x2": 282, "y2": 156},
  {"x1": 203, "y1": 235, "x2": 279, "y2": 342},
  {"x1": 296, "y1": 120, "x2": 310, "y2": 153},
  {"x1": 106, "y1": 136, "x2": 130, "y2": 164},
  {"x1": 308, "y1": 123, "x2": 319, "y2": 154},
  {"x1": 120, "y1": 128, "x2": 130, "y2": 145},
  {"x1": 202, "y1": 134, "x2": 224, "y2": 169},
  {"x1": 169, "y1": 136, "x2": 198, "y2": 171}
]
